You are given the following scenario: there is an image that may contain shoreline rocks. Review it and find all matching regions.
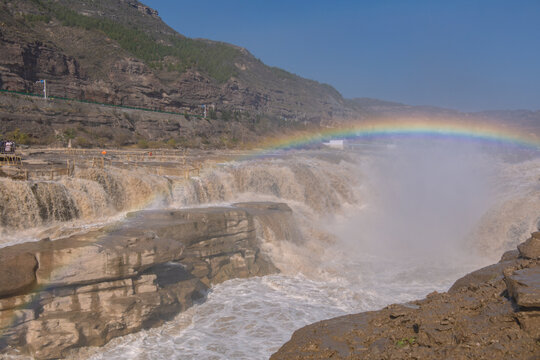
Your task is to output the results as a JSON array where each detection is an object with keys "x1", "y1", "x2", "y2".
[
  {"x1": 0, "y1": 202, "x2": 287, "y2": 359},
  {"x1": 271, "y1": 232, "x2": 540, "y2": 359}
]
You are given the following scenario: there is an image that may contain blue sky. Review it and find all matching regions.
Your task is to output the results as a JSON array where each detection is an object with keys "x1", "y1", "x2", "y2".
[{"x1": 143, "y1": 0, "x2": 540, "y2": 111}]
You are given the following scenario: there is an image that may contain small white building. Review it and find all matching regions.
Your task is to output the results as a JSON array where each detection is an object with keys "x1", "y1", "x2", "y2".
[{"x1": 322, "y1": 139, "x2": 345, "y2": 150}]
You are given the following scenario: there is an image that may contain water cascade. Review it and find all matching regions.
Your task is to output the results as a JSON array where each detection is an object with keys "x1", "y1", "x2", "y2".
[{"x1": 0, "y1": 144, "x2": 539, "y2": 360}]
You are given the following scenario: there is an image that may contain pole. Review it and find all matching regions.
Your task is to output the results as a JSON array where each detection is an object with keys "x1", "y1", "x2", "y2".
[{"x1": 36, "y1": 80, "x2": 47, "y2": 100}]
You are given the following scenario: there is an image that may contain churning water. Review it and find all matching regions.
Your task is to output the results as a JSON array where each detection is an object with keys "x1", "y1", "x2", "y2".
[{"x1": 2, "y1": 141, "x2": 539, "y2": 359}]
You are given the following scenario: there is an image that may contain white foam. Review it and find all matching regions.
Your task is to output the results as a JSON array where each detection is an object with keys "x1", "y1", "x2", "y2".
[
  {"x1": 82, "y1": 143, "x2": 540, "y2": 360},
  {"x1": 83, "y1": 251, "x2": 483, "y2": 360}
]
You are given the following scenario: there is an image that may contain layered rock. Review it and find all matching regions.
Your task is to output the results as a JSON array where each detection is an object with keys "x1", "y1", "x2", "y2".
[
  {"x1": 271, "y1": 233, "x2": 540, "y2": 360},
  {"x1": 0, "y1": 202, "x2": 286, "y2": 359},
  {"x1": 122, "y1": 0, "x2": 160, "y2": 18},
  {"x1": 0, "y1": 0, "x2": 354, "y2": 148}
]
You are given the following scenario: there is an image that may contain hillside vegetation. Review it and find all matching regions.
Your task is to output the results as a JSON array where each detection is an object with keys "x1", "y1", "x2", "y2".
[{"x1": 48, "y1": 2, "x2": 240, "y2": 82}]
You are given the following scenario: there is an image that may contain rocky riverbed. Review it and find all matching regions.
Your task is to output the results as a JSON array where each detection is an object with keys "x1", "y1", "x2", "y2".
[
  {"x1": 271, "y1": 232, "x2": 540, "y2": 359},
  {"x1": 0, "y1": 202, "x2": 294, "y2": 359}
]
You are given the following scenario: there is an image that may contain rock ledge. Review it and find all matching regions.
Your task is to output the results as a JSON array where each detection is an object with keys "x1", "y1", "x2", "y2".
[{"x1": 0, "y1": 202, "x2": 289, "y2": 359}]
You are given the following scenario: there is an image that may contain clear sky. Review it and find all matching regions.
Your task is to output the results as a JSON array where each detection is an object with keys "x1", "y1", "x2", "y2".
[{"x1": 142, "y1": 0, "x2": 540, "y2": 111}]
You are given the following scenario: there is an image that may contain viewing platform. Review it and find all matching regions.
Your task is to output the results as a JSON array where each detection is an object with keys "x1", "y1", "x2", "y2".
[
  {"x1": 0, "y1": 148, "x2": 225, "y2": 181},
  {"x1": 0, "y1": 153, "x2": 22, "y2": 167}
]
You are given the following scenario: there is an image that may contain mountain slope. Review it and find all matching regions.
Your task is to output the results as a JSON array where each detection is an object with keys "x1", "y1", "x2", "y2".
[{"x1": 0, "y1": 0, "x2": 352, "y2": 125}]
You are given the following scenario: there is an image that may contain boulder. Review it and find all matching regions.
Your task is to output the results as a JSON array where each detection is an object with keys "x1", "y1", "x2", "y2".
[
  {"x1": 504, "y1": 266, "x2": 540, "y2": 308},
  {"x1": 449, "y1": 260, "x2": 516, "y2": 293},
  {"x1": 517, "y1": 232, "x2": 540, "y2": 259},
  {"x1": 0, "y1": 251, "x2": 37, "y2": 297}
]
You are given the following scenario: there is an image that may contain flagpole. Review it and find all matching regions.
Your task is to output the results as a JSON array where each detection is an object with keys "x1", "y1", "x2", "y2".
[{"x1": 36, "y1": 80, "x2": 47, "y2": 100}]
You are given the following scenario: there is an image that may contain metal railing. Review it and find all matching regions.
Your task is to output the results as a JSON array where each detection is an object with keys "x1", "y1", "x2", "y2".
[
  {"x1": 0, "y1": 154, "x2": 22, "y2": 166},
  {"x1": 0, "y1": 88, "x2": 206, "y2": 119}
]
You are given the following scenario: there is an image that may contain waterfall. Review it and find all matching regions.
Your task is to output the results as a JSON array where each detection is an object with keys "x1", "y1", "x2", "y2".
[
  {"x1": 0, "y1": 153, "x2": 360, "y2": 247},
  {"x1": 0, "y1": 167, "x2": 173, "y2": 238}
]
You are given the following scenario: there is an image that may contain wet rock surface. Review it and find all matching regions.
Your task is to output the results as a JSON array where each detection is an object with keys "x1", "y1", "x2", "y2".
[
  {"x1": 0, "y1": 252, "x2": 38, "y2": 298},
  {"x1": 0, "y1": 202, "x2": 285, "y2": 359},
  {"x1": 271, "y1": 234, "x2": 540, "y2": 360}
]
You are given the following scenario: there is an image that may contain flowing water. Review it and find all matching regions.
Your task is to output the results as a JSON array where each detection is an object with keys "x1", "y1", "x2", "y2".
[
  {"x1": 0, "y1": 167, "x2": 174, "y2": 247},
  {"x1": 1, "y1": 141, "x2": 539, "y2": 359}
]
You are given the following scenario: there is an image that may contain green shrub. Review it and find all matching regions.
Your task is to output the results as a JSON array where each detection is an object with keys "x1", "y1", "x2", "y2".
[
  {"x1": 113, "y1": 132, "x2": 131, "y2": 146},
  {"x1": 221, "y1": 110, "x2": 232, "y2": 122},
  {"x1": 9, "y1": 128, "x2": 31, "y2": 145},
  {"x1": 396, "y1": 337, "x2": 416, "y2": 348},
  {"x1": 137, "y1": 139, "x2": 149, "y2": 149},
  {"x1": 74, "y1": 136, "x2": 90, "y2": 148},
  {"x1": 24, "y1": 13, "x2": 51, "y2": 24},
  {"x1": 148, "y1": 140, "x2": 164, "y2": 148},
  {"x1": 63, "y1": 128, "x2": 76, "y2": 140}
]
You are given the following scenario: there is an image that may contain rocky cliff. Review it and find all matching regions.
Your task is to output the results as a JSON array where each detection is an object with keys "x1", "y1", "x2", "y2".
[
  {"x1": 0, "y1": 0, "x2": 353, "y2": 147},
  {"x1": 0, "y1": 93, "x2": 241, "y2": 148},
  {"x1": 271, "y1": 232, "x2": 540, "y2": 359},
  {"x1": 0, "y1": 202, "x2": 294, "y2": 359}
]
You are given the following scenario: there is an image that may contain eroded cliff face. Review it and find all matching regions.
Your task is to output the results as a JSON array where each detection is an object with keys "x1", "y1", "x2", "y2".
[
  {"x1": 0, "y1": 29, "x2": 189, "y2": 112},
  {"x1": 0, "y1": 0, "x2": 355, "y2": 148},
  {"x1": 271, "y1": 232, "x2": 540, "y2": 360},
  {"x1": 0, "y1": 202, "x2": 291, "y2": 359}
]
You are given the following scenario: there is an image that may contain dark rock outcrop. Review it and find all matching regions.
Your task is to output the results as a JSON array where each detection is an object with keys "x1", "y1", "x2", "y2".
[
  {"x1": 122, "y1": 0, "x2": 160, "y2": 18},
  {"x1": 271, "y1": 234, "x2": 540, "y2": 360},
  {"x1": 0, "y1": 202, "x2": 287, "y2": 359}
]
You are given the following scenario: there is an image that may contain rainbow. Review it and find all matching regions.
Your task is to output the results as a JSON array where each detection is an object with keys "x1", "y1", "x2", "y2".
[
  {"x1": 244, "y1": 118, "x2": 540, "y2": 155},
  {"x1": 1, "y1": 116, "x2": 539, "y2": 341}
]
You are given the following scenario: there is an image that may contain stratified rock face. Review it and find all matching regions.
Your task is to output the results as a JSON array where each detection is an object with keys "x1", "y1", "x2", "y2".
[
  {"x1": 0, "y1": 203, "x2": 285, "y2": 359},
  {"x1": 0, "y1": 0, "x2": 354, "y2": 147},
  {"x1": 271, "y1": 234, "x2": 540, "y2": 360}
]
